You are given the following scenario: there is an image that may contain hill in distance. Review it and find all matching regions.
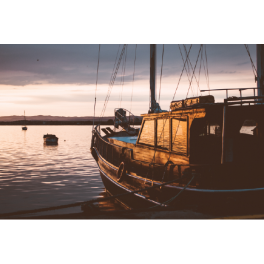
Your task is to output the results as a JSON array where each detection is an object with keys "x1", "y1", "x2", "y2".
[{"x1": 0, "y1": 115, "x2": 142, "y2": 122}]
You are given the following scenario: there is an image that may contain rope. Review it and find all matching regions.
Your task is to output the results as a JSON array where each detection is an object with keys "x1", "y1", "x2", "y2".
[
  {"x1": 149, "y1": 174, "x2": 195, "y2": 209},
  {"x1": 197, "y1": 45, "x2": 203, "y2": 96},
  {"x1": 178, "y1": 44, "x2": 195, "y2": 97},
  {"x1": 153, "y1": 45, "x2": 203, "y2": 183},
  {"x1": 130, "y1": 44, "x2": 137, "y2": 112},
  {"x1": 93, "y1": 44, "x2": 101, "y2": 129},
  {"x1": 100, "y1": 44, "x2": 127, "y2": 119},
  {"x1": 186, "y1": 45, "x2": 203, "y2": 98},
  {"x1": 172, "y1": 45, "x2": 192, "y2": 101},
  {"x1": 244, "y1": 44, "x2": 257, "y2": 78},
  {"x1": 118, "y1": 48, "x2": 126, "y2": 107},
  {"x1": 184, "y1": 44, "x2": 204, "y2": 96},
  {"x1": 145, "y1": 44, "x2": 200, "y2": 183},
  {"x1": 158, "y1": 44, "x2": 165, "y2": 104},
  {"x1": 201, "y1": 47, "x2": 209, "y2": 93},
  {"x1": 120, "y1": 45, "x2": 128, "y2": 107},
  {"x1": 204, "y1": 45, "x2": 210, "y2": 93},
  {"x1": 183, "y1": 45, "x2": 194, "y2": 97}
]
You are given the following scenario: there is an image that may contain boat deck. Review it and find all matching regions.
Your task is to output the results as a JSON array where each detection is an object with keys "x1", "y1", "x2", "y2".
[{"x1": 109, "y1": 136, "x2": 138, "y2": 145}]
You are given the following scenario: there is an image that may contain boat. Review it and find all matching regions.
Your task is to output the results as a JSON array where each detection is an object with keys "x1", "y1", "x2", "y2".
[
  {"x1": 22, "y1": 110, "x2": 27, "y2": 130},
  {"x1": 90, "y1": 44, "x2": 264, "y2": 212},
  {"x1": 43, "y1": 134, "x2": 58, "y2": 145}
]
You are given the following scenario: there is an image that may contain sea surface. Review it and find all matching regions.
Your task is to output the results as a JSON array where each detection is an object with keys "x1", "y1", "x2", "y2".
[
  {"x1": 0, "y1": 125, "x2": 114, "y2": 217},
  {"x1": 0, "y1": 125, "x2": 255, "y2": 217}
]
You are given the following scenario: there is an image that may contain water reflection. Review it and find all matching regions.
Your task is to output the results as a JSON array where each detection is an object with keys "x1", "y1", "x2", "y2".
[
  {"x1": 0, "y1": 126, "x2": 110, "y2": 216},
  {"x1": 43, "y1": 144, "x2": 59, "y2": 151}
]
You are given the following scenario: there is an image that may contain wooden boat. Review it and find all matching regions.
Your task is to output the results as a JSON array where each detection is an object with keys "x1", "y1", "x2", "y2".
[
  {"x1": 90, "y1": 44, "x2": 264, "y2": 211},
  {"x1": 22, "y1": 110, "x2": 27, "y2": 130},
  {"x1": 43, "y1": 134, "x2": 58, "y2": 145}
]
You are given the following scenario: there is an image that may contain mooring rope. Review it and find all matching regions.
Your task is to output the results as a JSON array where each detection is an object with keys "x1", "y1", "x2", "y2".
[{"x1": 149, "y1": 174, "x2": 195, "y2": 209}]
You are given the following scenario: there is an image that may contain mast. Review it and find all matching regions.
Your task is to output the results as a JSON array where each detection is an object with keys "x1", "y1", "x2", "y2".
[
  {"x1": 149, "y1": 44, "x2": 162, "y2": 113},
  {"x1": 256, "y1": 44, "x2": 264, "y2": 98},
  {"x1": 24, "y1": 110, "x2": 26, "y2": 126}
]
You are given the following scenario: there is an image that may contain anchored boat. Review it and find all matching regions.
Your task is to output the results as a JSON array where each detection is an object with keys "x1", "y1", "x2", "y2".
[
  {"x1": 43, "y1": 134, "x2": 58, "y2": 145},
  {"x1": 22, "y1": 110, "x2": 27, "y2": 130},
  {"x1": 91, "y1": 44, "x2": 264, "y2": 211}
]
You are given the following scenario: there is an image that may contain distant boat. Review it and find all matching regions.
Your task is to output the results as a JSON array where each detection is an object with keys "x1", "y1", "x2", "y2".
[
  {"x1": 43, "y1": 134, "x2": 58, "y2": 145},
  {"x1": 22, "y1": 110, "x2": 27, "y2": 130}
]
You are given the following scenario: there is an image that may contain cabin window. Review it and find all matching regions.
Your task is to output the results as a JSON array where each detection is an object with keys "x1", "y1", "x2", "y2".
[
  {"x1": 172, "y1": 119, "x2": 187, "y2": 155},
  {"x1": 190, "y1": 119, "x2": 222, "y2": 164},
  {"x1": 157, "y1": 118, "x2": 170, "y2": 149},
  {"x1": 138, "y1": 120, "x2": 155, "y2": 146},
  {"x1": 209, "y1": 124, "x2": 222, "y2": 136},
  {"x1": 240, "y1": 120, "x2": 256, "y2": 135}
]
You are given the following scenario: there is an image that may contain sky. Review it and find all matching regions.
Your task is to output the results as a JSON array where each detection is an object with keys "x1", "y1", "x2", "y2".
[{"x1": 0, "y1": 44, "x2": 258, "y2": 117}]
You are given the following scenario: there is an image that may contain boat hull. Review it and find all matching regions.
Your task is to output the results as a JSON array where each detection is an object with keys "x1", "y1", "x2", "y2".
[
  {"x1": 94, "y1": 148, "x2": 264, "y2": 213},
  {"x1": 44, "y1": 138, "x2": 58, "y2": 145}
]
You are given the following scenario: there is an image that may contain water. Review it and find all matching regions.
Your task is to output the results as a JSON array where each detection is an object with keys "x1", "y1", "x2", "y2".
[
  {"x1": 0, "y1": 125, "x2": 108, "y2": 217},
  {"x1": 0, "y1": 125, "x2": 255, "y2": 217}
]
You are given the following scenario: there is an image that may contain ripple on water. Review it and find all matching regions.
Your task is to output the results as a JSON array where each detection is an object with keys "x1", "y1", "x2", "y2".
[{"x1": 0, "y1": 126, "x2": 106, "y2": 215}]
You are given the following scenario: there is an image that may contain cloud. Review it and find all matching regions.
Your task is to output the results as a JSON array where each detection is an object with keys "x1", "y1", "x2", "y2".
[{"x1": 0, "y1": 44, "x2": 257, "y2": 87}]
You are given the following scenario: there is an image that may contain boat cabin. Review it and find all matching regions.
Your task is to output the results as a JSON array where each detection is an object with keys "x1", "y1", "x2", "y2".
[{"x1": 136, "y1": 95, "x2": 264, "y2": 165}]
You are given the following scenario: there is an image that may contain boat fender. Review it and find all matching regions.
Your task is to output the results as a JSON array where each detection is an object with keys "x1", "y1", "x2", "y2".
[
  {"x1": 117, "y1": 162, "x2": 127, "y2": 182},
  {"x1": 91, "y1": 148, "x2": 98, "y2": 162}
]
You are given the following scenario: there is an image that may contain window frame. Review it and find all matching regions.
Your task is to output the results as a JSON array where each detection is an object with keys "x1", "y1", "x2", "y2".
[
  {"x1": 137, "y1": 119, "x2": 156, "y2": 147},
  {"x1": 171, "y1": 117, "x2": 188, "y2": 156},
  {"x1": 136, "y1": 116, "x2": 189, "y2": 157},
  {"x1": 156, "y1": 117, "x2": 170, "y2": 150}
]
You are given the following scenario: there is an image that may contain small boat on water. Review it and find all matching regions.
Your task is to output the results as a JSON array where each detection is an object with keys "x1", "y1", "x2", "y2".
[
  {"x1": 43, "y1": 134, "x2": 58, "y2": 145},
  {"x1": 91, "y1": 44, "x2": 264, "y2": 212},
  {"x1": 22, "y1": 110, "x2": 27, "y2": 130}
]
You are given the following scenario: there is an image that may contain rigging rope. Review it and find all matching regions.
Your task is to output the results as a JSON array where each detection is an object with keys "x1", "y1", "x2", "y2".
[
  {"x1": 93, "y1": 44, "x2": 101, "y2": 129},
  {"x1": 172, "y1": 45, "x2": 193, "y2": 101},
  {"x1": 100, "y1": 44, "x2": 127, "y2": 119},
  {"x1": 186, "y1": 45, "x2": 203, "y2": 98},
  {"x1": 184, "y1": 44, "x2": 205, "y2": 96},
  {"x1": 120, "y1": 45, "x2": 128, "y2": 107},
  {"x1": 244, "y1": 44, "x2": 257, "y2": 79},
  {"x1": 145, "y1": 45, "x2": 202, "y2": 183},
  {"x1": 178, "y1": 44, "x2": 195, "y2": 97},
  {"x1": 118, "y1": 48, "x2": 126, "y2": 107},
  {"x1": 204, "y1": 44, "x2": 210, "y2": 93},
  {"x1": 158, "y1": 44, "x2": 165, "y2": 104},
  {"x1": 130, "y1": 44, "x2": 137, "y2": 112},
  {"x1": 197, "y1": 45, "x2": 203, "y2": 96}
]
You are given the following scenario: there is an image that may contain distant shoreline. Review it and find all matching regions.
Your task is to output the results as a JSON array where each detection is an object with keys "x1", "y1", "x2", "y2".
[{"x1": 0, "y1": 120, "x2": 142, "y2": 126}]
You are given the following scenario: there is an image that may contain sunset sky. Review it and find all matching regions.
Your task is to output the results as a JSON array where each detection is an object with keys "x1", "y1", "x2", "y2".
[{"x1": 0, "y1": 44, "x2": 257, "y2": 117}]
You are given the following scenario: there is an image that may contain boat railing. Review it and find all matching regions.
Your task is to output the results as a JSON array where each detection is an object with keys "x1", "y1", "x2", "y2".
[
  {"x1": 201, "y1": 87, "x2": 264, "y2": 99},
  {"x1": 93, "y1": 124, "x2": 134, "y2": 167}
]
